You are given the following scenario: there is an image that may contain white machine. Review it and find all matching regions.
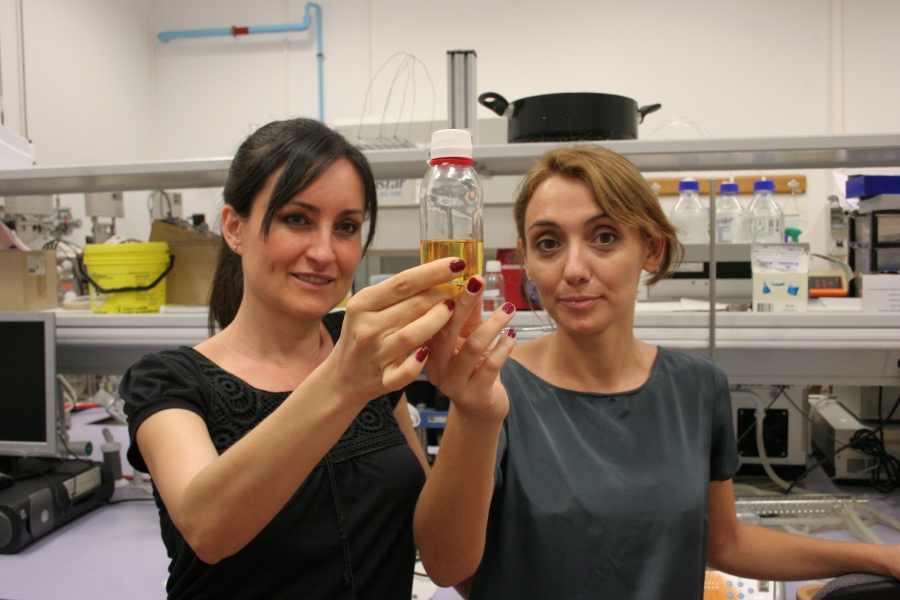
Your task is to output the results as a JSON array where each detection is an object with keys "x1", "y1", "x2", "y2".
[
  {"x1": 1, "y1": 194, "x2": 81, "y2": 250},
  {"x1": 84, "y1": 191, "x2": 124, "y2": 244}
]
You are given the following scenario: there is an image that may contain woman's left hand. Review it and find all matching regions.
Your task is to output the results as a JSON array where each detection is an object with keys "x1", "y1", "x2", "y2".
[{"x1": 425, "y1": 276, "x2": 517, "y2": 425}]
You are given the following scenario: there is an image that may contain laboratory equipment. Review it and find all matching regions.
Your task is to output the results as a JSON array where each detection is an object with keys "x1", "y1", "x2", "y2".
[
  {"x1": 0, "y1": 458, "x2": 113, "y2": 553},
  {"x1": 84, "y1": 191, "x2": 124, "y2": 244},
  {"x1": 419, "y1": 129, "x2": 484, "y2": 285},
  {"x1": 482, "y1": 260, "x2": 505, "y2": 311},
  {"x1": 704, "y1": 570, "x2": 785, "y2": 599},
  {"x1": 745, "y1": 180, "x2": 784, "y2": 244},
  {"x1": 2, "y1": 195, "x2": 81, "y2": 250},
  {"x1": 646, "y1": 243, "x2": 753, "y2": 303},
  {"x1": 669, "y1": 179, "x2": 708, "y2": 244},
  {"x1": 848, "y1": 210, "x2": 900, "y2": 273},
  {"x1": 811, "y1": 400, "x2": 900, "y2": 483},
  {"x1": 715, "y1": 182, "x2": 745, "y2": 243},
  {"x1": 732, "y1": 386, "x2": 809, "y2": 480}
]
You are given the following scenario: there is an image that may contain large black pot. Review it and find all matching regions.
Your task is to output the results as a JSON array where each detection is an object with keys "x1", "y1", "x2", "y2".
[{"x1": 478, "y1": 91, "x2": 661, "y2": 143}]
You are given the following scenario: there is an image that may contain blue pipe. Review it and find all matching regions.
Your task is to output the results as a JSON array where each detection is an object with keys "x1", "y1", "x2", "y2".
[{"x1": 157, "y1": 3, "x2": 324, "y2": 122}]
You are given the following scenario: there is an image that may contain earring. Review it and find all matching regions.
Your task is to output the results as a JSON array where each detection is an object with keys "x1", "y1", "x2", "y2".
[{"x1": 232, "y1": 244, "x2": 238, "y2": 252}]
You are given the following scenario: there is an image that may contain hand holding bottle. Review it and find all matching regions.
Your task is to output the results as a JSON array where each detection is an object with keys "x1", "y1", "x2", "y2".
[
  {"x1": 326, "y1": 258, "x2": 465, "y2": 403},
  {"x1": 425, "y1": 275, "x2": 517, "y2": 425}
]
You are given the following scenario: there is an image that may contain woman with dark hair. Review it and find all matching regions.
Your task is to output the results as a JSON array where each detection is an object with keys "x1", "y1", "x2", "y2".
[
  {"x1": 118, "y1": 118, "x2": 487, "y2": 599},
  {"x1": 416, "y1": 145, "x2": 900, "y2": 599}
]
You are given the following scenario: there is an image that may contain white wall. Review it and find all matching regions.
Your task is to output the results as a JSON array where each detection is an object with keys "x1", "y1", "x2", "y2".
[{"x1": 4, "y1": 0, "x2": 900, "y2": 253}]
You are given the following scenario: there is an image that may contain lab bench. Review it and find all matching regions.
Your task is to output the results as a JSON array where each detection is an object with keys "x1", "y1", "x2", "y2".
[
  {"x1": 1, "y1": 406, "x2": 898, "y2": 600},
  {"x1": 53, "y1": 309, "x2": 900, "y2": 388}
]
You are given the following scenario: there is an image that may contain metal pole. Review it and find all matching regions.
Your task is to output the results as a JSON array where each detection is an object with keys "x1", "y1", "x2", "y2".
[
  {"x1": 446, "y1": 50, "x2": 477, "y2": 141},
  {"x1": 709, "y1": 178, "x2": 717, "y2": 361}
]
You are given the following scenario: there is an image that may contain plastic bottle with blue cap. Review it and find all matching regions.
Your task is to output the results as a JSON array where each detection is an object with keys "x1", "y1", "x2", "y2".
[
  {"x1": 715, "y1": 182, "x2": 745, "y2": 243},
  {"x1": 744, "y1": 179, "x2": 784, "y2": 244},
  {"x1": 669, "y1": 178, "x2": 708, "y2": 244}
]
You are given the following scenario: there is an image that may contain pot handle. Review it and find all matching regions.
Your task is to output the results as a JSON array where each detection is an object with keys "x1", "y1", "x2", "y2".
[
  {"x1": 637, "y1": 103, "x2": 662, "y2": 123},
  {"x1": 478, "y1": 92, "x2": 509, "y2": 117}
]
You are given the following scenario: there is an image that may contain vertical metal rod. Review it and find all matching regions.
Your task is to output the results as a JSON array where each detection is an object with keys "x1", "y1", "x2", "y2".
[
  {"x1": 465, "y1": 51, "x2": 478, "y2": 143},
  {"x1": 447, "y1": 50, "x2": 477, "y2": 140},
  {"x1": 709, "y1": 178, "x2": 717, "y2": 361}
]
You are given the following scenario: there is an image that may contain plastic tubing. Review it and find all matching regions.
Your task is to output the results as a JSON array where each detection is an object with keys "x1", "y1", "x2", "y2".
[
  {"x1": 157, "y1": 3, "x2": 324, "y2": 122},
  {"x1": 732, "y1": 389, "x2": 792, "y2": 490}
]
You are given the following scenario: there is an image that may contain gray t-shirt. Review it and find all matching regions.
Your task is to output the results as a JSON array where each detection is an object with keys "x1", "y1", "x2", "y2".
[{"x1": 470, "y1": 347, "x2": 742, "y2": 600}]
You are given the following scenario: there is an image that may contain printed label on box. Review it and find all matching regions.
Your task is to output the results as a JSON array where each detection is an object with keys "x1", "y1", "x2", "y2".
[
  {"x1": 26, "y1": 255, "x2": 46, "y2": 276},
  {"x1": 862, "y1": 274, "x2": 900, "y2": 313},
  {"x1": 752, "y1": 244, "x2": 809, "y2": 313}
]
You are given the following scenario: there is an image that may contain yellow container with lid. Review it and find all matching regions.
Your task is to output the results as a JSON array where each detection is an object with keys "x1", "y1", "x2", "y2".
[{"x1": 82, "y1": 242, "x2": 172, "y2": 314}]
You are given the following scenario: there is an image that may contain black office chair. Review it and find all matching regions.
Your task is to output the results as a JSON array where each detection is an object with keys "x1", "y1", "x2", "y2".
[{"x1": 812, "y1": 573, "x2": 900, "y2": 599}]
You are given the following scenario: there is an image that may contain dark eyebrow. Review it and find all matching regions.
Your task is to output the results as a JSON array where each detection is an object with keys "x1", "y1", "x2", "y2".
[
  {"x1": 287, "y1": 200, "x2": 364, "y2": 218},
  {"x1": 527, "y1": 212, "x2": 609, "y2": 232}
]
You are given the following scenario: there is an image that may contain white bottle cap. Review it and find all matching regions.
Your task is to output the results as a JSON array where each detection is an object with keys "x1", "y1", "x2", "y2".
[
  {"x1": 486, "y1": 260, "x2": 502, "y2": 272},
  {"x1": 430, "y1": 129, "x2": 473, "y2": 160}
]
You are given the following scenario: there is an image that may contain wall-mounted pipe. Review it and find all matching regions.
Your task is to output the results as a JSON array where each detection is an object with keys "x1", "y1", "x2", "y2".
[{"x1": 157, "y1": 3, "x2": 324, "y2": 123}]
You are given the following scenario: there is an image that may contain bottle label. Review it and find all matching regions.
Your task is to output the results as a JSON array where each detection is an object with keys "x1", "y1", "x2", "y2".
[{"x1": 483, "y1": 290, "x2": 500, "y2": 298}]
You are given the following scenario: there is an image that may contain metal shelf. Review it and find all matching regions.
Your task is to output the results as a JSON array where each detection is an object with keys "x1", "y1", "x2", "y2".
[
  {"x1": 2, "y1": 134, "x2": 900, "y2": 195},
  {"x1": 53, "y1": 309, "x2": 900, "y2": 387}
]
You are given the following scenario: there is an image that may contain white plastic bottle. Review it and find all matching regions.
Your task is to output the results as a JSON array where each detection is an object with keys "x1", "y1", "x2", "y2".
[
  {"x1": 482, "y1": 260, "x2": 506, "y2": 312},
  {"x1": 745, "y1": 180, "x2": 784, "y2": 244},
  {"x1": 669, "y1": 179, "x2": 708, "y2": 244},
  {"x1": 715, "y1": 182, "x2": 745, "y2": 243},
  {"x1": 419, "y1": 129, "x2": 484, "y2": 286}
]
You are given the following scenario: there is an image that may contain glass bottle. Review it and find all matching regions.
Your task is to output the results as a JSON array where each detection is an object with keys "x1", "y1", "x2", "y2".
[
  {"x1": 745, "y1": 180, "x2": 784, "y2": 244},
  {"x1": 419, "y1": 129, "x2": 484, "y2": 286},
  {"x1": 715, "y1": 182, "x2": 745, "y2": 243},
  {"x1": 482, "y1": 260, "x2": 506, "y2": 312},
  {"x1": 669, "y1": 179, "x2": 708, "y2": 244}
]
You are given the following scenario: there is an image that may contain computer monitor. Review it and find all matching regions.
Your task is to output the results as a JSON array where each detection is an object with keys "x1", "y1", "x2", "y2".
[{"x1": 0, "y1": 311, "x2": 60, "y2": 457}]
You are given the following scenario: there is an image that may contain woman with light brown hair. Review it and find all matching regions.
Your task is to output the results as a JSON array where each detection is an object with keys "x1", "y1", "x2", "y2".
[{"x1": 417, "y1": 145, "x2": 900, "y2": 599}]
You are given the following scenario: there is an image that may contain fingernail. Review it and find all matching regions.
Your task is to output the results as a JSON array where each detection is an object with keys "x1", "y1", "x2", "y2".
[
  {"x1": 467, "y1": 278, "x2": 483, "y2": 293},
  {"x1": 506, "y1": 328, "x2": 517, "y2": 339},
  {"x1": 415, "y1": 347, "x2": 430, "y2": 362},
  {"x1": 450, "y1": 259, "x2": 466, "y2": 272},
  {"x1": 444, "y1": 299, "x2": 455, "y2": 311},
  {"x1": 501, "y1": 302, "x2": 515, "y2": 314}
]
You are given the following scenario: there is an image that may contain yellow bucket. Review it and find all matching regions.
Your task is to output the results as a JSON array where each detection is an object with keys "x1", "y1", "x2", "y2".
[{"x1": 82, "y1": 242, "x2": 172, "y2": 314}]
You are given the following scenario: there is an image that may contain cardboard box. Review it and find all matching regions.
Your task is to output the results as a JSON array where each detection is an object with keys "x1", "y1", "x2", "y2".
[
  {"x1": 0, "y1": 250, "x2": 59, "y2": 310},
  {"x1": 861, "y1": 274, "x2": 900, "y2": 312},
  {"x1": 751, "y1": 244, "x2": 809, "y2": 313},
  {"x1": 149, "y1": 220, "x2": 220, "y2": 306}
]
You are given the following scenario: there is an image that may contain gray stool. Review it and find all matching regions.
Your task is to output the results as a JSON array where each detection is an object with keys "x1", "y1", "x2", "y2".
[{"x1": 812, "y1": 573, "x2": 900, "y2": 599}]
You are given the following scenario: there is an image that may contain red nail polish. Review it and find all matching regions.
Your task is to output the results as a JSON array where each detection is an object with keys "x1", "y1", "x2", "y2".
[
  {"x1": 444, "y1": 299, "x2": 455, "y2": 311},
  {"x1": 467, "y1": 278, "x2": 483, "y2": 293},
  {"x1": 415, "y1": 347, "x2": 430, "y2": 362},
  {"x1": 506, "y1": 328, "x2": 517, "y2": 339},
  {"x1": 501, "y1": 302, "x2": 515, "y2": 314},
  {"x1": 449, "y1": 259, "x2": 466, "y2": 272}
]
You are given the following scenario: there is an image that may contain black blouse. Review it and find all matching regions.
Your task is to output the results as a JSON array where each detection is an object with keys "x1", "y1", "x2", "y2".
[{"x1": 120, "y1": 312, "x2": 426, "y2": 600}]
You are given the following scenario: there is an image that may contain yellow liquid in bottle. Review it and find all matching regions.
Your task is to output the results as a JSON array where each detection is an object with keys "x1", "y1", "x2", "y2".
[{"x1": 420, "y1": 239, "x2": 484, "y2": 293}]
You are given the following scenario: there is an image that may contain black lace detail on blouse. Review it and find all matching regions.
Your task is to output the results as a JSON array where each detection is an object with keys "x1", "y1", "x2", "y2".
[{"x1": 183, "y1": 348, "x2": 407, "y2": 466}]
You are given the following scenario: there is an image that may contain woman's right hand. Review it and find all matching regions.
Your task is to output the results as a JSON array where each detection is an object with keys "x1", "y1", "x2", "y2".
[{"x1": 325, "y1": 257, "x2": 466, "y2": 403}]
